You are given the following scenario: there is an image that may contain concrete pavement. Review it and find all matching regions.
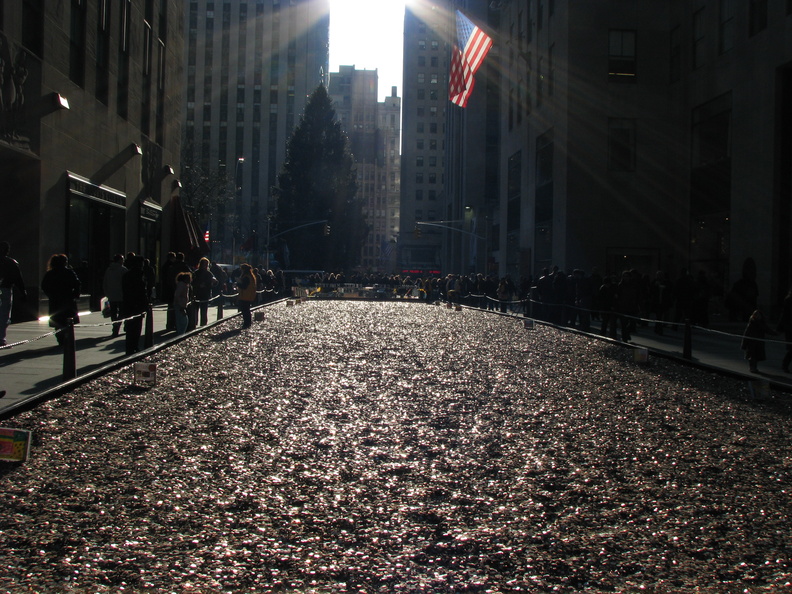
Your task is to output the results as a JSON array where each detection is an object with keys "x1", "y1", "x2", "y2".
[
  {"x1": 0, "y1": 302, "x2": 241, "y2": 419},
  {"x1": 1, "y1": 299, "x2": 790, "y2": 420}
]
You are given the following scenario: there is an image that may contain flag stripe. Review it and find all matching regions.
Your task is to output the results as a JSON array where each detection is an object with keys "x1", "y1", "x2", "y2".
[{"x1": 449, "y1": 10, "x2": 492, "y2": 108}]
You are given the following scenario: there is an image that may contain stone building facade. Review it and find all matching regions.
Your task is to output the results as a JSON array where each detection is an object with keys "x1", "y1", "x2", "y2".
[{"x1": 0, "y1": 0, "x2": 184, "y2": 318}]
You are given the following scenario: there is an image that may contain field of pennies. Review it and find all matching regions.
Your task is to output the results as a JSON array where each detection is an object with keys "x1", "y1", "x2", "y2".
[{"x1": 1, "y1": 300, "x2": 791, "y2": 592}]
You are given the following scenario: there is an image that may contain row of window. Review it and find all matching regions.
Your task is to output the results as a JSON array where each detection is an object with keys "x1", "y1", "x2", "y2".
[{"x1": 63, "y1": 0, "x2": 168, "y2": 142}]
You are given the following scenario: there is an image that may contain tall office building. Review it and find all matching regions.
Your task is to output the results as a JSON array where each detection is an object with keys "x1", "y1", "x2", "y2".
[
  {"x1": 497, "y1": 0, "x2": 792, "y2": 309},
  {"x1": 400, "y1": 0, "x2": 497, "y2": 277},
  {"x1": 329, "y1": 67, "x2": 402, "y2": 273},
  {"x1": 184, "y1": 0, "x2": 329, "y2": 264},
  {"x1": 379, "y1": 86, "x2": 402, "y2": 274},
  {"x1": 0, "y1": 0, "x2": 184, "y2": 318},
  {"x1": 399, "y1": 3, "x2": 451, "y2": 277}
]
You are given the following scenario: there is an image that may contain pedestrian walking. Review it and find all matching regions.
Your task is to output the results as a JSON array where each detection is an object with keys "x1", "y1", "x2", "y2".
[
  {"x1": 122, "y1": 255, "x2": 149, "y2": 355},
  {"x1": 191, "y1": 257, "x2": 217, "y2": 326},
  {"x1": 174, "y1": 272, "x2": 192, "y2": 335},
  {"x1": 237, "y1": 263, "x2": 257, "y2": 328},
  {"x1": 102, "y1": 254, "x2": 127, "y2": 337},
  {"x1": 0, "y1": 241, "x2": 27, "y2": 346},
  {"x1": 41, "y1": 254, "x2": 81, "y2": 346},
  {"x1": 741, "y1": 309, "x2": 774, "y2": 373}
]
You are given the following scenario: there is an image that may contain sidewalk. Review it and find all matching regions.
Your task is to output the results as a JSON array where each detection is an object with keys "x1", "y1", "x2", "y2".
[
  {"x1": 1, "y1": 301, "x2": 790, "y2": 420},
  {"x1": 0, "y1": 303, "x2": 238, "y2": 418}
]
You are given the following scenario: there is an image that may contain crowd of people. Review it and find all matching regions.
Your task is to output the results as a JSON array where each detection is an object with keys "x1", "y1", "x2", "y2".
[
  {"x1": 1, "y1": 239, "x2": 791, "y2": 375},
  {"x1": 307, "y1": 266, "x2": 792, "y2": 375}
]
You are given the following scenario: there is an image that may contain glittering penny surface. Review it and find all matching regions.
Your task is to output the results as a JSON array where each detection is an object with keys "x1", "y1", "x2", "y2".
[{"x1": 2, "y1": 301, "x2": 791, "y2": 591}]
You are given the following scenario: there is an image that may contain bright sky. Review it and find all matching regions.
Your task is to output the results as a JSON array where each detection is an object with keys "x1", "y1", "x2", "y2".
[{"x1": 328, "y1": 0, "x2": 408, "y2": 100}]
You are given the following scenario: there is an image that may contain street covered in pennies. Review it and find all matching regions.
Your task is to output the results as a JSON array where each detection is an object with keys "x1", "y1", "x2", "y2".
[{"x1": 1, "y1": 300, "x2": 791, "y2": 592}]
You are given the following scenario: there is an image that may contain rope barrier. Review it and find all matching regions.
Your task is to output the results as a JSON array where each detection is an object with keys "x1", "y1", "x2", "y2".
[{"x1": 2, "y1": 291, "x2": 789, "y2": 352}]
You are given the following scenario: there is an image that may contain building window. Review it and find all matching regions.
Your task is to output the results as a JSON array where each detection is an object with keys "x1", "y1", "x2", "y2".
[
  {"x1": 693, "y1": 9, "x2": 705, "y2": 69},
  {"x1": 507, "y1": 151, "x2": 521, "y2": 232},
  {"x1": 22, "y1": 0, "x2": 45, "y2": 57},
  {"x1": 430, "y1": 74, "x2": 438, "y2": 84},
  {"x1": 416, "y1": 190, "x2": 423, "y2": 201},
  {"x1": 719, "y1": 0, "x2": 735, "y2": 53},
  {"x1": 70, "y1": 0, "x2": 87, "y2": 86},
  {"x1": 416, "y1": 173, "x2": 424, "y2": 184},
  {"x1": 670, "y1": 26, "x2": 681, "y2": 83},
  {"x1": 431, "y1": 40, "x2": 439, "y2": 50},
  {"x1": 95, "y1": 0, "x2": 111, "y2": 104},
  {"x1": 418, "y1": 40, "x2": 426, "y2": 50},
  {"x1": 417, "y1": 88, "x2": 425, "y2": 100},
  {"x1": 608, "y1": 30, "x2": 636, "y2": 81},
  {"x1": 429, "y1": 123, "x2": 438, "y2": 134},
  {"x1": 429, "y1": 89, "x2": 438, "y2": 100},
  {"x1": 416, "y1": 139, "x2": 424, "y2": 150},
  {"x1": 417, "y1": 73, "x2": 425, "y2": 83},
  {"x1": 608, "y1": 119, "x2": 637, "y2": 171},
  {"x1": 418, "y1": 55, "x2": 425, "y2": 67},
  {"x1": 416, "y1": 156, "x2": 424, "y2": 167},
  {"x1": 750, "y1": 0, "x2": 767, "y2": 36},
  {"x1": 509, "y1": 88, "x2": 514, "y2": 130}
]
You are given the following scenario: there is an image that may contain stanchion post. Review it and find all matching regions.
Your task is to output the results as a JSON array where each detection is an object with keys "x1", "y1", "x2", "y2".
[
  {"x1": 144, "y1": 306, "x2": 154, "y2": 348},
  {"x1": 683, "y1": 319, "x2": 692, "y2": 359},
  {"x1": 62, "y1": 318, "x2": 76, "y2": 379},
  {"x1": 217, "y1": 296, "x2": 224, "y2": 320}
]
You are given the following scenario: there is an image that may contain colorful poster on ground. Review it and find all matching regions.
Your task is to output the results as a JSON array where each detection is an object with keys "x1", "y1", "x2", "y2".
[
  {"x1": 0, "y1": 428, "x2": 32, "y2": 462},
  {"x1": 133, "y1": 363, "x2": 157, "y2": 387}
]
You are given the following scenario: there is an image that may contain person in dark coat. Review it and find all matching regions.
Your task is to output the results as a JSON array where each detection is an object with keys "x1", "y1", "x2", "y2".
[
  {"x1": 741, "y1": 309, "x2": 774, "y2": 373},
  {"x1": 777, "y1": 287, "x2": 792, "y2": 373},
  {"x1": 102, "y1": 254, "x2": 127, "y2": 337},
  {"x1": 616, "y1": 270, "x2": 639, "y2": 341},
  {"x1": 598, "y1": 276, "x2": 618, "y2": 338},
  {"x1": 191, "y1": 257, "x2": 217, "y2": 326},
  {"x1": 649, "y1": 270, "x2": 673, "y2": 335},
  {"x1": 0, "y1": 241, "x2": 27, "y2": 347},
  {"x1": 41, "y1": 254, "x2": 81, "y2": 346},
  {"x1": 122, "y1": 255, "x2": 149, "y2": 355},
  {"x1": 161, "y1": 252, "x2": 176, "y2": 329}
]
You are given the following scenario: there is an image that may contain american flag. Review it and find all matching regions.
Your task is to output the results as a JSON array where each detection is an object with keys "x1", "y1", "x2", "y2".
[
  {"x1": 449, "y1": 10, "x2": 493, "y2": 108},
  {"x1": 204, "y1": 224, "x2": 210, "y2": 243}
]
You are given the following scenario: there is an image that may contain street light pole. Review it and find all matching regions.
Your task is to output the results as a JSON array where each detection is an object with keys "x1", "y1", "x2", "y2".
[{"x1": 232, "y1": 157, "x2": 244, "y2": 263}]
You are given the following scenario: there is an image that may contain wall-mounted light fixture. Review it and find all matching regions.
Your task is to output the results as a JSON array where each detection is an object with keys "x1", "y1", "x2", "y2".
[{"x1": 52, "y1": 93, "x2": 70, "y2": 110}]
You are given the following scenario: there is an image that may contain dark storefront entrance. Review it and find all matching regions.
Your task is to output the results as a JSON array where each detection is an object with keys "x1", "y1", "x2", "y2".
[{"x1": 66, "y1": 173, "x2": 126, "y2": 311}]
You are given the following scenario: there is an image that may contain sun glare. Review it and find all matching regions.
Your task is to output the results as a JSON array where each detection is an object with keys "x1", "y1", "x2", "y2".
[{"x1": 329, "y1": 0, "x2": 409, "y2": 98}]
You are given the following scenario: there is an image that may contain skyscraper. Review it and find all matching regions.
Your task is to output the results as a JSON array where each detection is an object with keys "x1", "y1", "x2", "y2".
[
  {"x1": 399, "y1": 3, "x2": 451, "y2": 277},
  {"x1": 329, "y1": 67, "x2": 402, "y2": 273},
  {"x1": 184, "y1": 0, "x2": 329, "y2": 263}
]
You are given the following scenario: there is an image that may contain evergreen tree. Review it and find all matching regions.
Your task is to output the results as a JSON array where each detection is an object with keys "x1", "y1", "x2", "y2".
[{"x1": 274, "y1": 85, "x2": 367, "y2": 271}]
